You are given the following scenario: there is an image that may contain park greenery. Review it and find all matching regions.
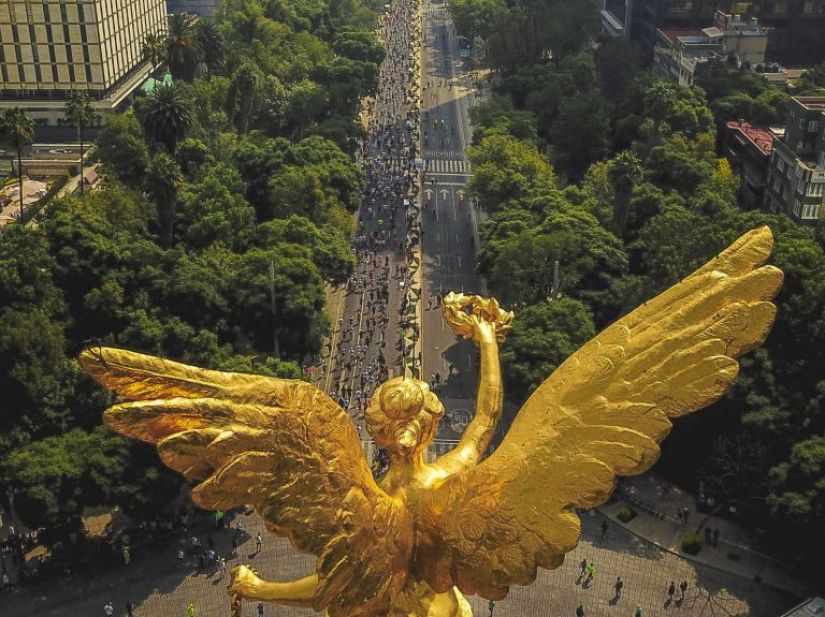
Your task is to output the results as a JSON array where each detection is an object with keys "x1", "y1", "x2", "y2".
[
  {"x1": 1, "y1": 0, "x2": 824, "y2": 587},
  {"x1": 0, "y1": 0, "x2": 382, "y2": 556},
  {"x1": 454, "y1": 0, "x2": 824, "y2": 576}
]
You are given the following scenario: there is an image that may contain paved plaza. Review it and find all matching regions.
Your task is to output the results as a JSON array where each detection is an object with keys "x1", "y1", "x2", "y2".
[{"x1": 0, "y1": 508, "x2": 797, "y2": 617}]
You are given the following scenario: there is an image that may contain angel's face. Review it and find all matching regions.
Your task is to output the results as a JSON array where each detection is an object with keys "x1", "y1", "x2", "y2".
[{"x1": 366, "y1": 377, "x2": 444, "y2": 459}]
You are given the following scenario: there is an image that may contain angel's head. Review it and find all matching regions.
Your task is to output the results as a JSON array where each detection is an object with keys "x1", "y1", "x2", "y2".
[{"x1": 366, "y1": 377, "x2": 444, "y2": 458}]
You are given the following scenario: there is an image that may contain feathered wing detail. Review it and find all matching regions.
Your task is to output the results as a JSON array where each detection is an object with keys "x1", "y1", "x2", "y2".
[
  {"x1": 79, "y1": 348, "x2": 413, "y2": 617},
  {"x1": 416, "y1": 226, "x2": 782, "y2": 599}
]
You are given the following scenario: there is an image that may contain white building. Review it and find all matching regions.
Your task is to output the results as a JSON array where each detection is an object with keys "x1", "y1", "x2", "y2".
[{"x1": 0, "y1": 0, "x2": 167, "y2": 126}]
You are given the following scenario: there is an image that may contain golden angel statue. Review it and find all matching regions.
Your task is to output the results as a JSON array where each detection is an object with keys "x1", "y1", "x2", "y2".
[{"x1": 80, "y1": 226, "x2": 782, "y2": 617}]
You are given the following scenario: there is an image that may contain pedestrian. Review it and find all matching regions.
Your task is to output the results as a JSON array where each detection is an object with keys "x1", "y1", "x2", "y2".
[
  {"x1": 122, "y1": 545, "x2": 131, "y2": 565},
  {"x1": 257, "y1": 602, "x2": 265, "y2": 617},
  {"x1": 187, "y1": 602, "x2": 195, "y2": 617},
  {"x1": 600, "y1": 520, "x2": 608, "y2": 539},
  {"x1": 667, "y1": 581, "x2": 676, "y2": 601},
  {"x1": 585, "y1": 561, "x2": 596, "y2": 583},
  {"x1": 712, "y1": 528, "x2": 719, "y2": 547},
  {"x1": 255, "y1": 532, "x2": 262, "y2": 552},
  {"x1": 104, "y1": 601, "x2": 114, "y2": 616},
  {"x1": 579, "y1": 558, "x2": 587, "y2": 574},
  {"x1": 614, "y1": 576, "x2": 624, "y2": 597},
  {"x1": 177, "y1": 548, "x2": 185, "y2": 566},
  {"x1": 679, "y1": 579, "x2": 688, "y2": 600},
  {"x1": 1, "y1": 572, "x2": 10, "y2": 589},
  {"x1": 704, "y1": 527, "x2": 712, "y2": 545},
  {"x1": 126, "y1": 602, "x2": 134, "y2": 617},
  {"x1": 682, "y1": 507, "x2": 690, "y2": 523},
  {"x1": 635, "y1": 605, "x2": 643, "y2": 617},
  {"x1": 576, "y1": 604, "x2": 585, "y2": 617},
  {"x1": 488, "y1": 599, "x2": 495, "y2": 617}
]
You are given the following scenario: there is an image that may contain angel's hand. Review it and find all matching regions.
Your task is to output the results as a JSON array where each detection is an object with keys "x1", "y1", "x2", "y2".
[
  {"x1": 229, "y1": 564, "x2": 262, "y2": 602},
  {"x1": 442, "y1": 292, "x2": 513, "y2": 344}
]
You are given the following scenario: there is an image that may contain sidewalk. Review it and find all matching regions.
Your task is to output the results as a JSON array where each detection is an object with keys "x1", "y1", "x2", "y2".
[{"x1": 599, "y1": 473, "x2": 809, "y2": 597}]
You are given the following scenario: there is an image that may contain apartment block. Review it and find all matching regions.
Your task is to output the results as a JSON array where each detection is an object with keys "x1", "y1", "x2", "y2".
[{"x1": 764, "y1": 97, "x2": 825, "y2": 223}]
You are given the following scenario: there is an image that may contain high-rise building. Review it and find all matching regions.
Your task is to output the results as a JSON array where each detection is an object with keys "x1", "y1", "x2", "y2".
[
  {"x1": 763, "y1": 97, "x2": 825, "y2": 224},
  {"x1": 0, "y1": 0, "x2": 167, "y2": 126}
]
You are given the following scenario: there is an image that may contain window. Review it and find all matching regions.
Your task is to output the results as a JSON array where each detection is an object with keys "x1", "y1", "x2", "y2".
[
  {"x1": 804, "y1": 1, "x2": 815, "y2": 12},
  {"x1": 809, "y1": 121, "x2": 819, "y2": 132},
  {"x1": 793, "y1": 199, "x2": 801, "y2": 216},
  {"x1": 801, "y1": 204, "x2": 820, "y2": 219},
  {"x1": 777, "y1": 158, "x2": 785, "y2": 171},
  {"x1": 774, "y1": 1, "x2": 788, "y2": 12}
]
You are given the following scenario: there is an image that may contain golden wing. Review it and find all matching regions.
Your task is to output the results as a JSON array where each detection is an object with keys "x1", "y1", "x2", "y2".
[
  {"x1": 416, "y1": 226, "x2": 782, "y2": 599},
  {"x1": 79, "y1": 347, "x2": 413, "y2": 617}
]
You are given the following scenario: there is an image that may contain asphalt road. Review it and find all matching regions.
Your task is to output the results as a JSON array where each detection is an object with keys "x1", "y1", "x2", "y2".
[{"x1": 419, "y1": 0, "x2": 489, "y2": 441}]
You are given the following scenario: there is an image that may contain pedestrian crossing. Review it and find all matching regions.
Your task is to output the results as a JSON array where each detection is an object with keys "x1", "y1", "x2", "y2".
[{"x1": 425, "y1": 159, "x2": 472, "y2": 175}]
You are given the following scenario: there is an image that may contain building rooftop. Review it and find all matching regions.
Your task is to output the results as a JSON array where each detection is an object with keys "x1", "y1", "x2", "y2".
[
  {"x1": 779, "y1": 597, "x2": 825, "y2": 617},
  {"x1": 793, "y1": 97, "x2": 825, "y2": 111},
  {"x1": 726, "y1": 120, "x2": 776, "y2": 155}
]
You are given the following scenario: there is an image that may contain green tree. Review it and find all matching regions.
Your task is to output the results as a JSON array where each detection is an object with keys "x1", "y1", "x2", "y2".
[
  {"x1": 468, "y1": 133, "x2": 555, "y2": 211},
  {"x1": 257, "y1": 215, "x2": 354, "y2": 284},
  {"x1": 135, "y1": 83, "x2": 194, "y2": 152},
  {"x1": 146, "y1": 152, "x2": 182, "y2": 247},
  {"x1": 0, "y1": 107, "x2": 35, "y2": 214},
  {"x1": 96, "y1": 112, "x2": 150, "y2": 188},
  {"x1": 226, "y1": 63, "x2": 261, "y2": 134},
  {"x1": 608, "y1": 151, "x2": 643, "y2": 239},
  {"x1": 500, "y1": 298, "x2": 595, "y2": 403},
  {"x1": 65, "y1": 91, "x2": 95, "y2": 195},
  {"x1": 177, "y1": 163, "x2": 256, "y2": 250},
  {"x1": 549, "y1": 93, "x2": 611, "y2": 181},
  {"x1": 195, "y1": 18, "x2": 227, "y2": 74},
  {"x1": 164, "y1": 13, "x2": 204, "y2": 80},
  {"x1": 142, "y1": 32, "x2": 167, "y2": 71}
]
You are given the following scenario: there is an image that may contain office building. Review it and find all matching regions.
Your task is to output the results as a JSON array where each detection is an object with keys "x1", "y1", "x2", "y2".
[
  {"x1": 0, "y1": 0, "x2": 167, "y2": 126},
  {"x1": 764, "y1": 97, "x2": 825, "y2": 223},
  {"x1": 167, "y1": 0, "x2": 217, "y2": 16}
]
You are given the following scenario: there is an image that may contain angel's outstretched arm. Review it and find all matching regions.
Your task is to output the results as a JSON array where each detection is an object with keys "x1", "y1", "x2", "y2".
[
  {"x1": 230, "y1": 567, "x2": 317, "y2": 608},
  {"x1": 434, "y1": 295, "x2": 510, "y2": 475}
]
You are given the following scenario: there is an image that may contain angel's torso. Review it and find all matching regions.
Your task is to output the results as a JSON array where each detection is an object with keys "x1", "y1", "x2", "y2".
[{"x1": 374, "y1": 461, "x2": 471, "y2": 617}]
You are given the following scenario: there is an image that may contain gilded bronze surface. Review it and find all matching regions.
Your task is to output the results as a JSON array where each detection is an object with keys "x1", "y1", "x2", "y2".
[{"x1": 80, "y1": 226, "x2": 782, "y2": 617}]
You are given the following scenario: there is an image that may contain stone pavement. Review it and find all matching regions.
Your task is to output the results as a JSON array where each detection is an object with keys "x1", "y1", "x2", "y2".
[
  {"x1": 600, "y1": 474, "x2": 809, "y2": 597},
  {"x1": 0, "y1": 507, "x2": 798, "y2": 617}
]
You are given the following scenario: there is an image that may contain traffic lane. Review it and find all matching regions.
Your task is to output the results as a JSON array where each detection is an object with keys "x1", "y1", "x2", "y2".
[{"x1": 420, "y1": 180, "x2": 481, "y2": 397}]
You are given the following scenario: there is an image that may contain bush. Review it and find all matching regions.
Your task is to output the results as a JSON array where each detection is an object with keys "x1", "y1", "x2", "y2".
[
  {"x1": 616, "y1": 507, "x2": 637, "y2": 523},
  {"x1": 681, "y1": 531, "x2": 703, "y2": 555}
]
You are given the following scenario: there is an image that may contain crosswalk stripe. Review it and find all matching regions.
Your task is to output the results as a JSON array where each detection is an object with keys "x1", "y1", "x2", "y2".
[{"x1": 425, "y1": 159, "x2": 472, "y2": 174}]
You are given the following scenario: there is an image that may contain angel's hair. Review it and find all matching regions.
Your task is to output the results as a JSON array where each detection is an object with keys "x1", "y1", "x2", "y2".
[{"x1": 366, "y1": 377, "x2": 444, "y2": 449}]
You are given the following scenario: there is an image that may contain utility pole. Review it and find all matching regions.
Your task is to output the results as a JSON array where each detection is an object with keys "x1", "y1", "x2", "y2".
[{"x1": 269, "y1": 259, "x2": 280, "y2": 357}]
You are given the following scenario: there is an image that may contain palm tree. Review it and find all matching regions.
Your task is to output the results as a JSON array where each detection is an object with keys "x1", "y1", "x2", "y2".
[
  {"x1": 165, "y1": 13, "x2": 203, "y2": 80},
  {"x1": 147, "y1": 152, "x2": 181, "y2": 247},
  {"x1": 195, "y1": 19, "x2": 226, "y2": 74},
  {"x1": 142, "y1": 32, "x2": 167, "y2": 71},
  {"x1": 0, "y1": 107, "x2": 35, "y2": 215},
  {"x1": 608, "y1": 151, "x2": 643, "y2": 239},
  {"x1": 135, "y1": 82, "x2": 194, "y2": 152},
  {"x1": 65, "y1": 91, "x2": 95, "y2": 195},
  {"x1": 226, "y1": 64, "x2": 260, "y2": 134}
]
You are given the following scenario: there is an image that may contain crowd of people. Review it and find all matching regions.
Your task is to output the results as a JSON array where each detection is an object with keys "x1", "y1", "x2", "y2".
[{"x1": 319, "y1": 0, "x2": 425, "y2": 449}]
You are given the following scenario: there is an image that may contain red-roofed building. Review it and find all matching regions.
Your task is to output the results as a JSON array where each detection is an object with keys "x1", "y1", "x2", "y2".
[{"x1": 724, "y1": 121, "x2": 777, "y2": 209}]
